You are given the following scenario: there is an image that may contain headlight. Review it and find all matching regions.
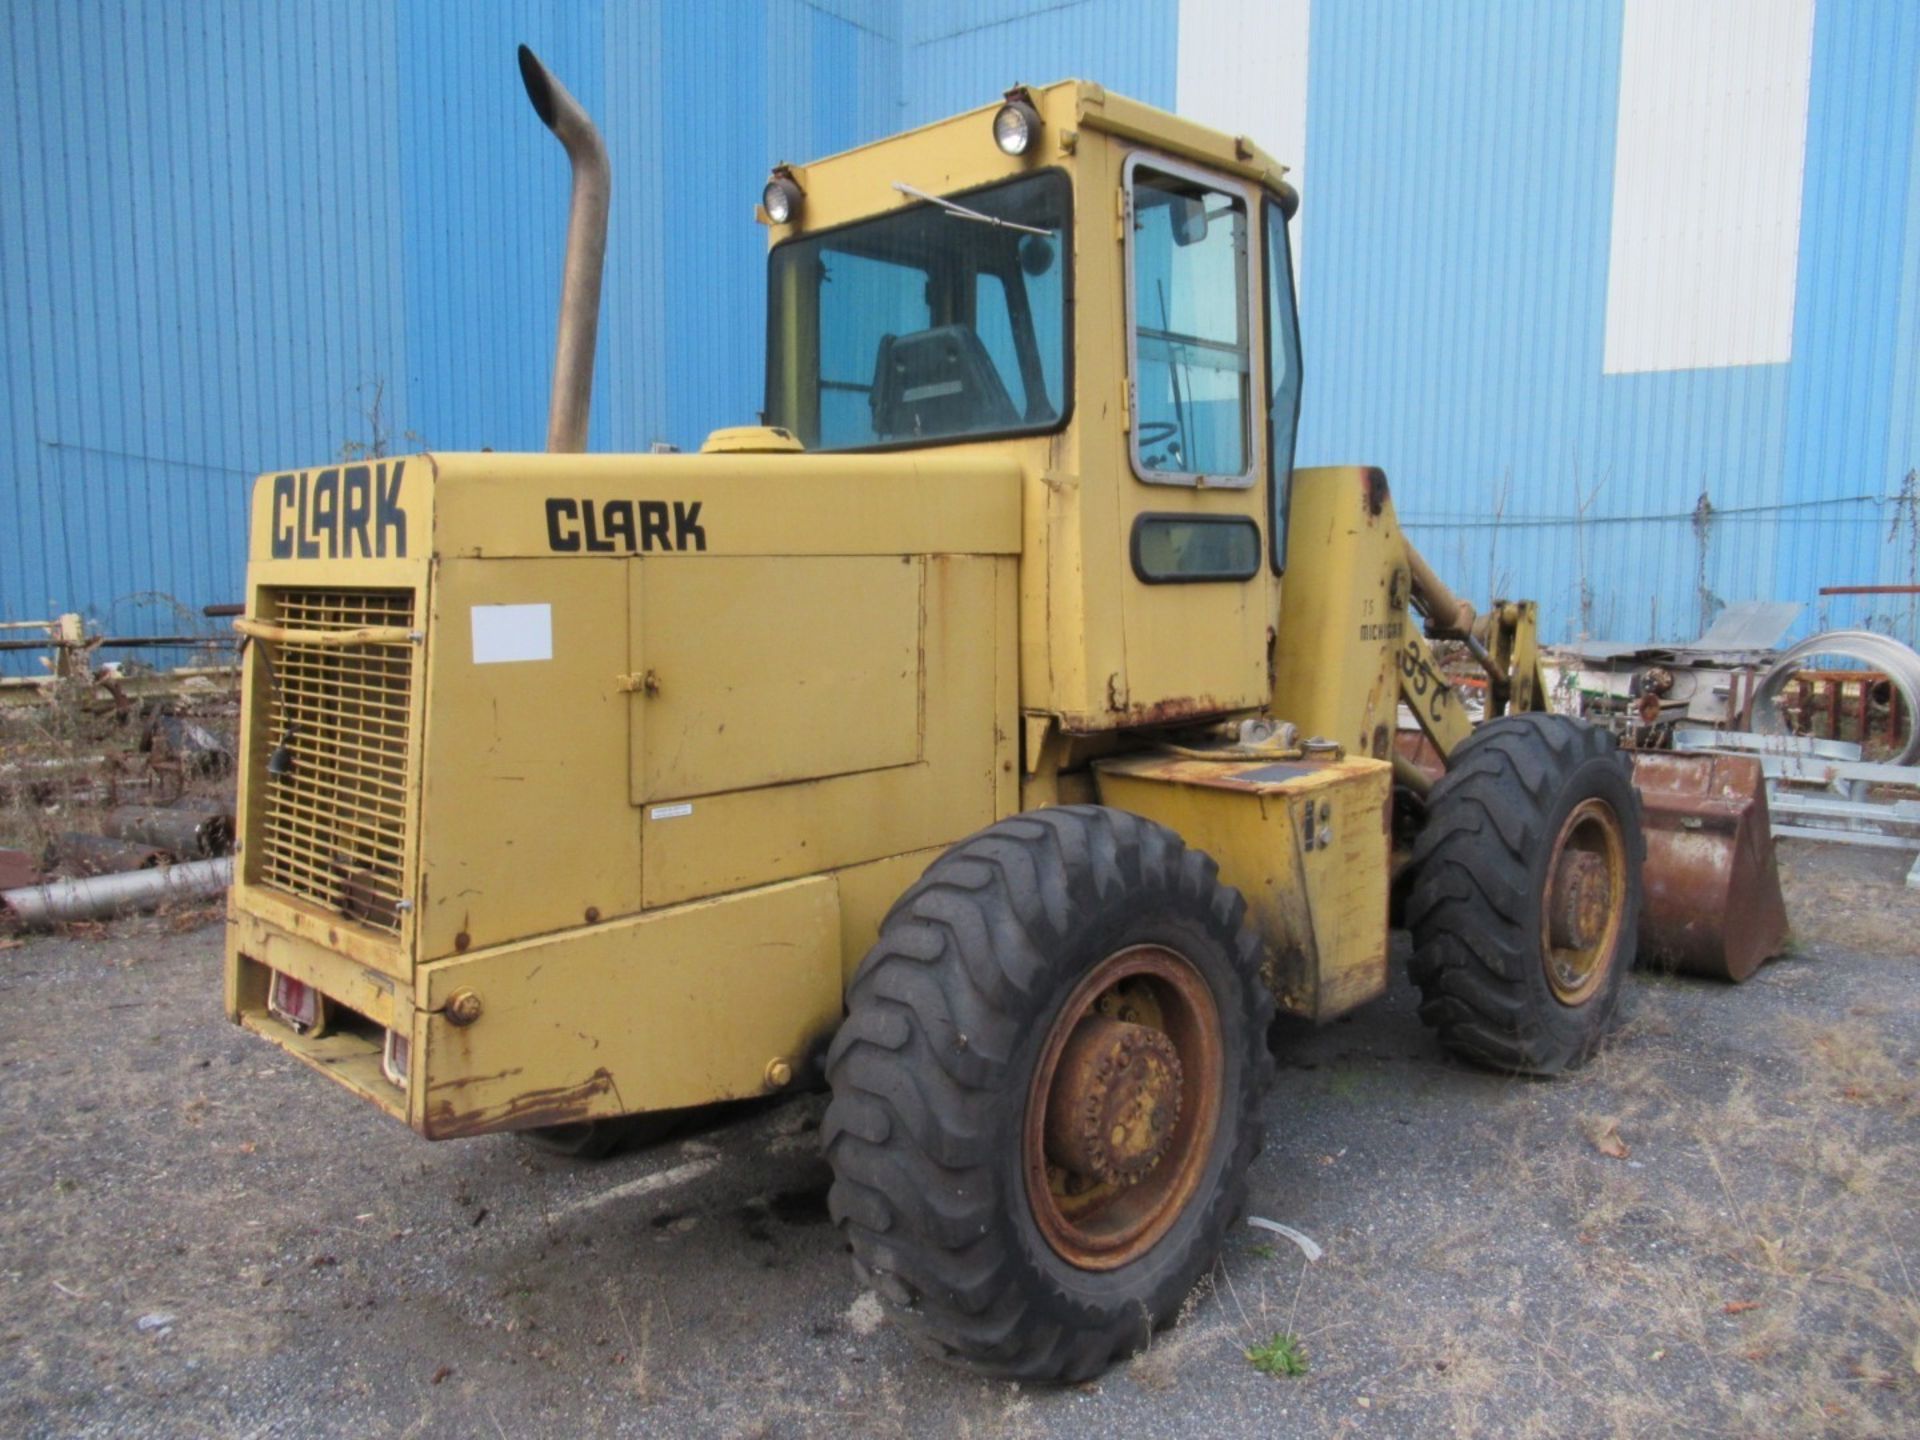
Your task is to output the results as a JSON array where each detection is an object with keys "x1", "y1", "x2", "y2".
[
  {"x1": 763, "y1": 172, "x2": 803, "y2": 225},
  {"x1": 993, "y1": 98, "x2": 1041, "y2": 156}
]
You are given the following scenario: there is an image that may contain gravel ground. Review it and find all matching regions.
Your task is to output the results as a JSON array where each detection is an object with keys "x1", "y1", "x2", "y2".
[{"x1": 1, "y1": 839, "x2": 1915, "y2": 1439}]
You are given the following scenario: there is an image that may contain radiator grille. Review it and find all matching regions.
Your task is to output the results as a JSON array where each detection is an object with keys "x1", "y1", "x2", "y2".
[{"x1": 255, "y1": 589, "x2": 417, "y2": 934}]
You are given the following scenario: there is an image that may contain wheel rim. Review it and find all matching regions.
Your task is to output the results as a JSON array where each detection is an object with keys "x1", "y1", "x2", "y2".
[
  {"x1": 1023, "y1": 944, "x2": 1223, "y2": 1271},
  {"x1": 1540, "y1": 797, "x2": 1629, "y2": 1006}
]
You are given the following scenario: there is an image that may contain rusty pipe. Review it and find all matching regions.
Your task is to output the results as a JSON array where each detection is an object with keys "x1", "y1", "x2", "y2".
[
  {"x1": 1405, "y1": 541, "x2": 1475, "y2": 638},
  {"x1": 518, "y1": 45, "x2": 609, "y2": 454},
  {"x1": 104, "y1": 804, "x2": 234, "y2": 858}
]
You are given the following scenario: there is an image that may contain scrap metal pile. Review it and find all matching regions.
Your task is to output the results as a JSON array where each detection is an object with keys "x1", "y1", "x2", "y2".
[
  {"x1": 1546, "y1": 604, "x2": 1920, "y2": 891},
  {"x1": 0, "y1": 615, "x2": 240, "y2": 930}
]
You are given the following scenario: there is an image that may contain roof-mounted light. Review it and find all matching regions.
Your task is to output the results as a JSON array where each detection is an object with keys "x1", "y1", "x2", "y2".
[
  {"x1": 762, "y1": 167, "x2": 803, "y2": 225},
  {"x1": 993, "y1": 90, "x2": 1041, "y2": 156}
]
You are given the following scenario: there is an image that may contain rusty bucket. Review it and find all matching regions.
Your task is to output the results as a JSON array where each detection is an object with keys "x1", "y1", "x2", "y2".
[{"x1": 1630, "y1": 752, "x2": 1789, "y2": 982}]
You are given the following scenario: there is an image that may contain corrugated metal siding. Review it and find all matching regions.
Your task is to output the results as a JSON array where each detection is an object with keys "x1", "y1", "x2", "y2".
[
  {"x1": 1292, "y1": 0, "x2": 1920, "y2": 645},
  {"x1": 0, "y1": 0, "x2": 907, "y2": 669},
  {"x1": 901, "y1": 0, "x2": 1175, "y2": 125},
  {"x1": 1780, "y1": 0, "x2": 1920, "y2": 642},
  {"x1": 2, "y1": 1, "x2": 411, "y2": 653},
  {"x1": 6, "y1": 0, "x2": 1919, "y2": 667}
]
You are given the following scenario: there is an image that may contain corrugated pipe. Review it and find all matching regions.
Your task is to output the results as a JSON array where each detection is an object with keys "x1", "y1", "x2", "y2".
[
  {"x1": 2, "y1": 857, "x2": 232, "y2": 930},
  {"x1": 1751, "y1": 630, "x2": 1920, "y2": 767},
  {"x1": 517, "y1": 44, "x2": 609, "y2": 454}
]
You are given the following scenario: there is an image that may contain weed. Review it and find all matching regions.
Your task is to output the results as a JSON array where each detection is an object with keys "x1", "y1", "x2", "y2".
[
  {"x1": 1245, "y1": 1330, "x2": 1309, "y2": 1378},
  {"x1": 1327, "y1": 1068, "x2": 1365, "y2": 1100},
  {"x1": 1249, "y1": 1243, "x2": 1277, "y2": 1261}
]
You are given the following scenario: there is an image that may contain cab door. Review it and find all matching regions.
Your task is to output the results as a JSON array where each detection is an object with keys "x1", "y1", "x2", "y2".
[{"x1": 1115, "y1": 153, "x2": 1275, "y2": 717}]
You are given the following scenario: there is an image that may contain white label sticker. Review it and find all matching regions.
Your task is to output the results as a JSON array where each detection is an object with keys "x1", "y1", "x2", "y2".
[
  {"x1": 471, "y1": 603, "x2": 553, "y2": 664},
  {"x1": 649, "y1": 803, "x2": 693, "y2": 821}
]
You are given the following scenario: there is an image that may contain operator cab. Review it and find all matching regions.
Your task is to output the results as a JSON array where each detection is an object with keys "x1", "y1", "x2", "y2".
[{"x1": 758, "y1": 81, "x2": 1303, "y2": 733}]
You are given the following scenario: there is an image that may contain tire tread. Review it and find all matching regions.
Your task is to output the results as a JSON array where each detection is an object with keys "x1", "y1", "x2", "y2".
[{"x1": 824, "y1": 805, "x2": 1272, "y2": 1381}]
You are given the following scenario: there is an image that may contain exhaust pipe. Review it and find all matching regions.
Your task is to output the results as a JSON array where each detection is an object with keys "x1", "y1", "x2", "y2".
[{"x1": 518, "y1": 45, "x2": 609, "y2": 453}]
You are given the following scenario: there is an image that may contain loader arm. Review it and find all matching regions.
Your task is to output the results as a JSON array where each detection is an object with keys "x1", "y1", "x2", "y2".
[
  {"x1": 1397, "y1": 529, "x2": 1786, "y2": 985},
  {"x1": 1271, "y1": 466, "x2": 1785, "y2": 983},
  {"x1": 1399, "y1": 538, "x2": 1550, "y2": 766}
]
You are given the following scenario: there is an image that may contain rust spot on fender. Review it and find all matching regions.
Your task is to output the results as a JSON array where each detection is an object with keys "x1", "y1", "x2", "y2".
[
  {"x1": 1061, "y1": 694, "x2": 1236, "y2": 733},
  {"x1": 1363, "y1": 467, "x2": 1389, "y2": 520},
  {"x1": 424, "y1": 1066, "x2": 618, "y2": 1140}
]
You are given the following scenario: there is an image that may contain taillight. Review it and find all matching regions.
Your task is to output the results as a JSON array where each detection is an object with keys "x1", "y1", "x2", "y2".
[
  {"x1": 382, "y1": 1027, "x2": 411, "y2": 1088},
  {"x1": 267, "y1": 971, "x2": 322, "y2": 1034}
]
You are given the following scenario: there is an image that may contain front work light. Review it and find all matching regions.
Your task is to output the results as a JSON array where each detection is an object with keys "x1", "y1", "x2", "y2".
[
  {"x1": 993, "y1": 97, "x2": 1041, "y2": 155},
  {"x1": 763, "y1": 170, "x2": 803, "y2": 225}
]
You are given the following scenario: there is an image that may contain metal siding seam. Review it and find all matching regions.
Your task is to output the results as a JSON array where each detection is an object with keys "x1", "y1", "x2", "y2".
[{"x1": 0, "y1": 8, "x2": 48, "y2": 638}]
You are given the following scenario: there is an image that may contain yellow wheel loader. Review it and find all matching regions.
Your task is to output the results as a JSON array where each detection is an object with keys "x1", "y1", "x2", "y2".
[{"x1": 223, "y1": 52, "x2": 1787, "y2": 1382}]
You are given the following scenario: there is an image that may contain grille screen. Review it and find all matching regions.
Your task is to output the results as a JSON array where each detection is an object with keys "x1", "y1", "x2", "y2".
[{"x1": 255, "y1": 589, "x2": 417, "y2": 934}]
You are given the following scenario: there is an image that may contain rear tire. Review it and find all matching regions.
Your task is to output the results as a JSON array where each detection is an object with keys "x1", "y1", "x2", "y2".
[
  {"x1": 823, "y1": 806, "x2": 1272, "y2": 1382},
  {"x1": 1407, "y1": 714, "x2": 1644, "y2": 1074}
]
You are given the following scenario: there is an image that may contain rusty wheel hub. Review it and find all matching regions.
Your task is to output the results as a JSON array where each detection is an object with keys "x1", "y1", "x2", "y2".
[
  {"x1": 1541, "y1": 798, "x2": 1628, "y2": 1005},
  {"x1": 1548, "y1": 850, "x2": 1610, "y2": 950},
  {"x1": 1024, "y1": 945, "x2": 1221, "y2": 1271},
  {"x1": 1044, "y1": 1016, "x2": 1185, "y2": 1184}
]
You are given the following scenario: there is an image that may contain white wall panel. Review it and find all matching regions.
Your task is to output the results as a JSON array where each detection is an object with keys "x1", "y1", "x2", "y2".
[
  {"x1": 1175, "y1": 0, "x2": 1309, "y2": 275},
  {"x1": 1602, "y1": 0, "x2": 1815, "y2": 374}
]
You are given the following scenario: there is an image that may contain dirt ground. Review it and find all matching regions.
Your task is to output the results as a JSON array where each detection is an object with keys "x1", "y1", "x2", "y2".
[{"x1": 1, "y1": 838, "x2": 1915, "y2": 1439}]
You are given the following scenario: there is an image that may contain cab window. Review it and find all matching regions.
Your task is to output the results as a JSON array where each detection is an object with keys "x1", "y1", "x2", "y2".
[
  {"x1": 1125, "y1": 158, "x2": 1253, "y2": 485},
  {"x1": 766, "y1": 171, "x2": 1070, "y2": 451},
  {"x1": 1263, "y1": 199, "x2": 1303, "y2": 570}
]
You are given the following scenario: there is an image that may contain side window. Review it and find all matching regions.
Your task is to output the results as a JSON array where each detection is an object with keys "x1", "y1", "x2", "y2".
[
  {"x1": 1126, "y1": 159, "x2": 1252, "y2": 485},
  {"x1": 818, "y1": 251, "x2": 931, "y2": 446},
  {"x1": 1263, "y1": 200, "x2": 1303, "y2": 571}
]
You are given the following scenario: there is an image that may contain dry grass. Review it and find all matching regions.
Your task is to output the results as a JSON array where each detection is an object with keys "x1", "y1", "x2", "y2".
[
  {"x1": 1211, "y1": 974, "x2": 1918, "y2": 1438},
  {"x1": 0, "y1": 662, "x2": 237, "y2": 870},
  {"x1": 0, "y1": 677, "x2": 114, "y2": 856},
  {"x1": 1130, "y1": 1278, "x2": 1233, "y2": 1392},
  {"x1": 1778, "y1": 851, "x2": 1920, "y2": 960}
]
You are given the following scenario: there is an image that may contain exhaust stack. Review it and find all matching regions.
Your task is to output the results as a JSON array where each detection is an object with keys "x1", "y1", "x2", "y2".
[{"x1": 517, "y1": 45, "x2": 609, "y2": 453}]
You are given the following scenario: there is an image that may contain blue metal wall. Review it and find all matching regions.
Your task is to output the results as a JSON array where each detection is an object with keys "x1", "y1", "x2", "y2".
[
  {"x1": 1296, "y1": 0, "x2": 1920, "y2": 645},
  {"x1": 4, "y1": 0, "x2": 1918, "y2": 666},
  {"x1": 900, "y1": 1, "x2": 1174, "y2": 124},
  {"x1": 0, "y1": 0, "x2": 908, "y2": 666}
]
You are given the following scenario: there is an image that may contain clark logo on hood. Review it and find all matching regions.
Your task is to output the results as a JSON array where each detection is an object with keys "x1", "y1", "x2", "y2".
[
  {"x1": 545, "y1": 499, "x2": 707, "y2": 553},
  {"x1": 270, "y1": 463, "x2": 408, "y2": 559}
]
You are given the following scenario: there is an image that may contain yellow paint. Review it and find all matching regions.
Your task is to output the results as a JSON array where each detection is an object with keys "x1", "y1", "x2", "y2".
[
  {"x1": 631, "y1": 556, "x2": 922, "y2": 802},
  {"x1": 1270, "y1": 467, "x2": 1410, "y2": 760},
  {"x1": 419, "y1": 555, "x2": 640, "y2": 958},
  {"x1": 221, "y1": 81, "x2": 1547, "y2": 1142},
  {"x1": 1399, "y1": 628, "x2": 1475, "y2": 757},
  {"x1": 414, "y1": 876, "x2": 843, "y2": 1137},
  {"x1": 1094, "y1": 753, "x2": 1392, "y2": 1021}
]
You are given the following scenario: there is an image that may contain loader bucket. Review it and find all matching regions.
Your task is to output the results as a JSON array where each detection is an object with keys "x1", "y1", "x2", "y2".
[{"x1": 1629, "y1": 752, "x2": 1789, "y2": 982}]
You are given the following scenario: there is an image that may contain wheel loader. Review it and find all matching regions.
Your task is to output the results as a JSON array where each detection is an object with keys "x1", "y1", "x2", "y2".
[{"x1": 223, "y1": 52, "x2": 1788, "y2": 1381}]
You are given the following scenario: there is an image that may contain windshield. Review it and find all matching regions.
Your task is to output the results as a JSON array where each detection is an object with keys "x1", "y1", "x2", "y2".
[{"x1": 766, "y1": 171, "x2": 1071, "y2": 451}]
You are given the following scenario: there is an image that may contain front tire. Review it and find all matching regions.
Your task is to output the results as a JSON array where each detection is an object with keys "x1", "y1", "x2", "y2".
[
  {"x1": 1407, "y1": 714, "x2": 1644, "y2": 1074},
  {"x1": 823, "y1": 806, "x2": 1272, "y2": 1382}
]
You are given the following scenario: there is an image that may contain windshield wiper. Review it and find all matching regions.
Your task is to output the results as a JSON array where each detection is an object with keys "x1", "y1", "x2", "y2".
[{"x1": 891, "y1": 181, "x2": 1056, "y2": 237}]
